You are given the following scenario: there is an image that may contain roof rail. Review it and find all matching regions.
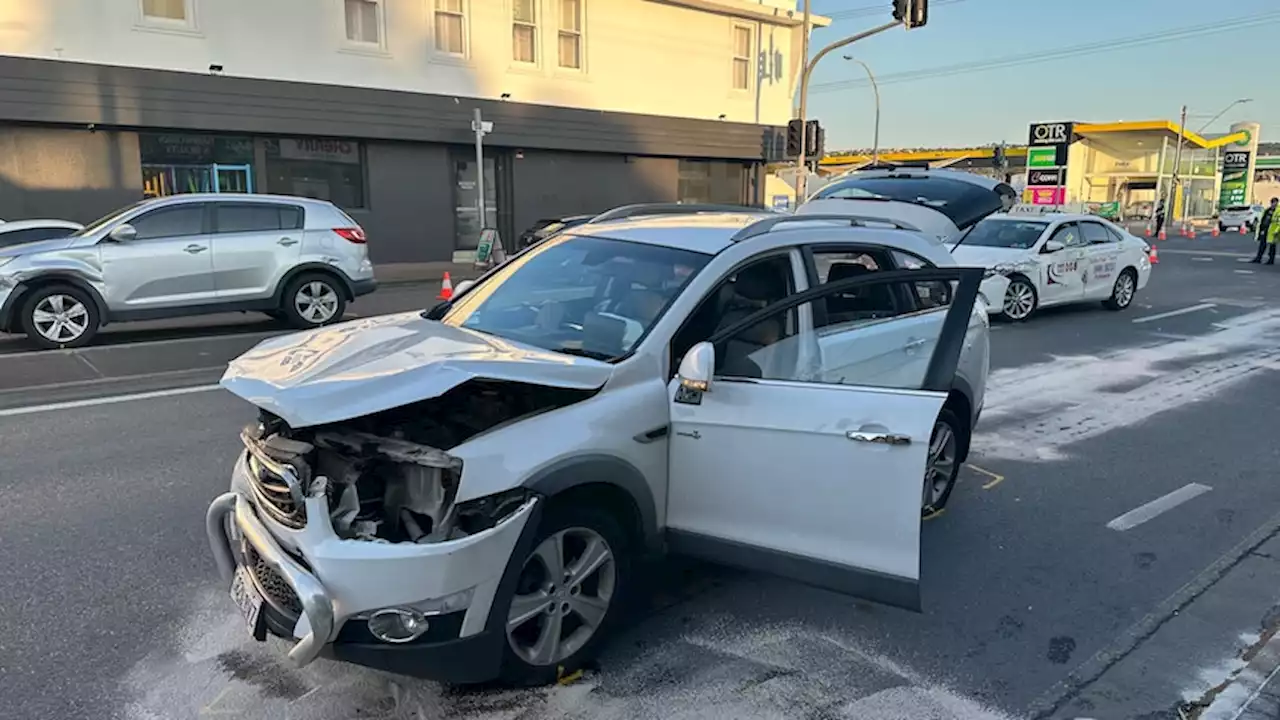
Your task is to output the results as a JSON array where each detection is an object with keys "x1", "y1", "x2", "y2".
[
  {"x1": 586, "y1": 203, "x2": 771, "y2": 225},
  {"x1": 729, "y1": 213, "x2": 922, "y2": 243}
]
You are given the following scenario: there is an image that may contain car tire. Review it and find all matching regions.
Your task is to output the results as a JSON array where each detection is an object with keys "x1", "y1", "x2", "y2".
[
  {"x1": 1219, "y1": 223, "x2": 1227, "y2": 232},
  {"x1": 922, "y1": 408, "x2": 962, "y2": 517},
  {"x1": 280, "y1": 273, "x2": 347, "y2": 329},
  {"x1": 498, "y1": 501, "x2": 632, "y2": 687},
  {"x1": 1001, "y1": 276, "x2": 1038, "y2": 322},
  {"x1": 20, "y1": 284, "x2": 100, "y2": 350},
  {"x1": 1103, "y1": 269, "x2": 1137, "y2": 311}
]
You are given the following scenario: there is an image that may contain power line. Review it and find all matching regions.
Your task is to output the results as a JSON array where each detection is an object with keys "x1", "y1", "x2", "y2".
[
  {"x1": 823, "y1": 0, "x2": 967, "y2": 21},
  {"x1": 812, "y1": 11, "x2": 1280, "y2": 93}
]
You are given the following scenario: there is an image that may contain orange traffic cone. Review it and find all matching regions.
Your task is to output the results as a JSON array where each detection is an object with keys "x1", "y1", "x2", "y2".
[
  {"x1": 1145, "y1": 224, "x2": 1153, "y2": 237},
  {"x1": 1149, "y1": 245, "x2": 1159, "y2": 264},
  {"x1": 437, "y1": 272, "x2": 454, "y2": 301},
  {"x1": 1240, "y1": 225, "x2": 1248, "y2": 235},
  {"x1": 1211, "y1": 225, "x2": 1220, "y2": 237},
  {"x1": 1158, "y1": 229, "x2": 1167, "y2": 241}
]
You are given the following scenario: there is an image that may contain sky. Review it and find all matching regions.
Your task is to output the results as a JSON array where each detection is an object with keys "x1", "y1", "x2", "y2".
[{"x1": 805, "y1": 0, "x2": 1279, "y2": 152}]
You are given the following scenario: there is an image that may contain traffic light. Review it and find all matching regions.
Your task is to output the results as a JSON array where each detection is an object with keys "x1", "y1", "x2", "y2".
[
  {"x1": 892, "y1": 0, "x2": 927, "y2": 29},
  {"x1": 806, "y1": 122, "x2": 825, "y2": 159},
  {"x1": 786, "y1": 118, "x2": 804, "y2": 158}
]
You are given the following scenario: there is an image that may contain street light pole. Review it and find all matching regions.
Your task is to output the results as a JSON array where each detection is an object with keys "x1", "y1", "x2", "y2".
[
  {"x1": 794, "y1": 0, "x2": 812, "y2": 205},
  {"x1": 1170, "y1": 104, "x2": 1187, "y2": 222},
  {"x1": 842, "y1": 56, "x2": 881, "y2": 165},
  {"x1": 793, "y1": 17, "x2": 901, "y2": 205},
  {"x1": 1196, "y1": 98, "x2": 1253, "y2": 134}
]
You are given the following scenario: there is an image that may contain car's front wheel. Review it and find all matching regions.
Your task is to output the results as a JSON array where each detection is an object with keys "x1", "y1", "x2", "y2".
[
  {"x1": 20, "y1": 284, "x2": 100, "y2": 350},
  {"x1": 922, "y1": 408, "x2": 962, "y2": 517},
  {"x1": 280, "y1": 273, "x2": 346, "y2": 329},
  {"x1": 1002, "y1": 276, "x2": 1038, "y2": 322},
  {"x1": 499, "y1": 503, "x2": 631, "y2": 686},
  {"x1": 1103, "y1": 269, "x2": 1137, "y2": 311}
]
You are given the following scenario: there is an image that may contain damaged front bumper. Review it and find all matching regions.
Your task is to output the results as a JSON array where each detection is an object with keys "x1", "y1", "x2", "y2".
[{"x1": 205, "y1": 461, "x2": 539, "y2": 681}]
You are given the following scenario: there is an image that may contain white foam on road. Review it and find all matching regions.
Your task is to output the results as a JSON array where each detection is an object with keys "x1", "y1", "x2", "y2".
[
  {"x1": 122, "y1": 593, "x2": 1015, "y2": 720},
  {"x1": 974, "y1": 306, "x2": 1280, "y2": 462}
]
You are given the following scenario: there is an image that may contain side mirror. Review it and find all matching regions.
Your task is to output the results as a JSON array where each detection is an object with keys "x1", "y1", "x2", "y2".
[
  {"x1": 1041, "y1": 239, "x2": 1065, "y2": 254},
  {"x1": 677, "y1": 342, "x2": 715, "y2": 393},
  {"x1": 108, "y1": 224, "x2": 137, "y2": 243},
  {"x1": 453, "y1": 279, "x2": 476, "y2": 296}
]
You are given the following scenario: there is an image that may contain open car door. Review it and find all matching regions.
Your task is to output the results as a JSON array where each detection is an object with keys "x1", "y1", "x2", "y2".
[{"x1": 665, "y1": 267, "x2": 984, "y2": 612}]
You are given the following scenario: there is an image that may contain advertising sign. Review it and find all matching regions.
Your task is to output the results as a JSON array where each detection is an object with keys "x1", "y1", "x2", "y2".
[
  {"x1": 1030, "y1": 187, "x2": 1066, "y2": 205},
  {"x1": 1219, "y1": 121, "x2": 1260, "y2": 209},
  {"x1": 277, "y1": 138, "x2": 361, "y2": 165},
  {"x1": 1027, "y1": 147, "x2": 1058, "y2": 168},
  {"x1": 1027, "y1": 169, "x2": 1064, "y2": 187}
]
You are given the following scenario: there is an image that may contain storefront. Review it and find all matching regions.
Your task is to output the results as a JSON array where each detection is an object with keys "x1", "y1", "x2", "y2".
[{"x1": 0, "y1": 55, "x2": 773, "y2": 265}]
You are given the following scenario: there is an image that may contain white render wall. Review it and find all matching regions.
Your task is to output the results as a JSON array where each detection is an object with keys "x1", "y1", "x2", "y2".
[{"x1": 0, "y1": 0, "x2": 804, "y2": 126}]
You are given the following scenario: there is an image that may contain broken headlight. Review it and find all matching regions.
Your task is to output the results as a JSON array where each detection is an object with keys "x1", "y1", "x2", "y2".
[{"x1": 453, "y1": 488, "x2": 534, "y2": 536}]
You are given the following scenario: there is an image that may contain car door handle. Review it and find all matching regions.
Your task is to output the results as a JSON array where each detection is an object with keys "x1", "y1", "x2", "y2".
[
  {"x1": 278, "y1": 237, "x2": 298, "y2": 247},
  {"x1": 675, "y1": 430, "x2": 701, "y2": 440},
  {"x1": 184, "y1": 244, "x2": 208, "y2": 254},
  {"x1": 903, "y1": 337, "x2": 928, "y2": 353},
  {"x1": 847, "y1": 431, "x2": 912, "y2": 446}
]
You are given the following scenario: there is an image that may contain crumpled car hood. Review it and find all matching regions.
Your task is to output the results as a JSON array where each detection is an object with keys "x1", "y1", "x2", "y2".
[{"x1": 220, "y1": 311, "x2": 614, "y2": 428}]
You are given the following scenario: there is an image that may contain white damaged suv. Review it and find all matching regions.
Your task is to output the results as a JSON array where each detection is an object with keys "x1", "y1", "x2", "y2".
[{"x1": 207, "y1": 189, "x2": 1002, "y2": 686}]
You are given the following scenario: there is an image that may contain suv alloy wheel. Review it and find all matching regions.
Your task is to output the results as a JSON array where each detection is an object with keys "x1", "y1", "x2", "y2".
[
  {"x1": 20, "y1": 284, "x2": 100, "y2": 349},
  {"x1": 281, "y1": 274, "x2": 347, "y2": 329}
]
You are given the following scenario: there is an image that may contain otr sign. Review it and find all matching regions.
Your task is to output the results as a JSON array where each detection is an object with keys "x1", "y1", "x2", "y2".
[{"x1": 1029, "y1": 122, "x2": 1072, "y2": 146}]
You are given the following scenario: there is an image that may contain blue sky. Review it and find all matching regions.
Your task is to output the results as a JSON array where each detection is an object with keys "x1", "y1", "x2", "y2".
[{"x1": 806, "y1": 0, "x2": 1279, "y2": 151}]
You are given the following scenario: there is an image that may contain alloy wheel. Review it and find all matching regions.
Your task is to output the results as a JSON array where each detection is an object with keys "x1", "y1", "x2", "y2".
[
  {"x1": 923, "y1": 420, "x2": 957, "y2": 511},
  {"x1": 507, "y1": 527, "x2": 616, "y2": 667},
  {"x1": 1114, "y1": 273, "x2": 1135, "y2": 308},
  {"x1": 32, "y1": 294, "x2": 90, "y2": 344},
  {"x1": 294, "y1": 281, "x2": 339, "y2": 324},
  {"x1": 1003, "y1": 280, "x2": 1035, "y2": 320}
]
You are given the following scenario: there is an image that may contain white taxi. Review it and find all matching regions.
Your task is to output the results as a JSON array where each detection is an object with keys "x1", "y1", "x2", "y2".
[{"x1": 949, "y1": 214, "x2": 1152, "y2": 322}]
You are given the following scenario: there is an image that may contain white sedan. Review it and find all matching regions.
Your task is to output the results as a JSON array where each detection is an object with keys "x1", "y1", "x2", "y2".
[{"x1": 950, "y1": 213, "x2": 1152, "y2": 321}]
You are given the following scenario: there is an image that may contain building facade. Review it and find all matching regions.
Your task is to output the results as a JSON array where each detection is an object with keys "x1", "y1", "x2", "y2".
[{"x1": 0, "y1": 0, "x2": 819, "y2": 263}]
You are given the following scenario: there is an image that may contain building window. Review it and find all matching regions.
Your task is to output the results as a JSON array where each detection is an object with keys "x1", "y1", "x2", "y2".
[
  {"x1": 512, "y1": 0, "x2": 537, "y2": 64},
  {"x1": 265, "y1": 138, "x2": 367, "y2": 210},
  {"x1": 557, "y1": 0, "x2": 582, "y2": 69},
  {"x1": 434, "y1": 0, "x2": 467, "y2": 56},
  {"x1": 139, "y1": 133, "x2": 254, "y2": 197},
  {"x1": 731, "y1": 24, "x2": 752, "y2": 90},
  {"x1": 139, "y1": 0, "x2": 196, "y2": 28},
  {"x1": 344, "y1": 0, "x2": 383, "y2": 46},
  {"x1": 678, "y1": 160, "x2": 748, "y2": 205}
]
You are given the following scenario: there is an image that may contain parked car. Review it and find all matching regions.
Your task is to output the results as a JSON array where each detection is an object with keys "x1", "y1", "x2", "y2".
[
  {"x1": 1126, "y1": 201, "x2": 1154, "y2": 222},
  {"x1": 207, "y1": 187, "x2": 1002, "y2": 688},
  {"x1": 948, "y1": 214, "x2": 1152, "y2": 322},
  {"x1": 1219, "y1": 204, "x2": 1264, "y2": 232},
  {"x1": 0, "y1": 219, "x2": 83, "y2": 249},
  {"x1": 518, "y1": 214, "x2": 595, "y2": 249},
  {"x1": 0, "y1": 193, "x2": 376, "y2": 349}
]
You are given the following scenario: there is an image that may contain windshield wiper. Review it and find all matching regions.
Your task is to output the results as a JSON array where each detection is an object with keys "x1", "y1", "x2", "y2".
[{"x1": 555, "y1": 347, "x2": 616, "y2": 361}]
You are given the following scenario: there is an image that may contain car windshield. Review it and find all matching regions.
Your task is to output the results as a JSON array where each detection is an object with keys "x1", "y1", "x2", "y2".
[
  {"x1": 441, "y1": 234, "x2": 709, "y2": 361},
  {"x1": 957, "y1": 219, "x2": 1048, "y2": 249},
  {"x1": 810, "y1": 175, "x2": 1016, "y2": 229},
  {"x1": 69, "y1": 201, "x2": 148, "y2": 237}
]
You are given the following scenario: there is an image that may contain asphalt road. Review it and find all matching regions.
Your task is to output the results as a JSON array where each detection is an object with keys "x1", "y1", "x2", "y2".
[{"x1": 3, "y1": 230, "x2": 1280, "y2": 720}]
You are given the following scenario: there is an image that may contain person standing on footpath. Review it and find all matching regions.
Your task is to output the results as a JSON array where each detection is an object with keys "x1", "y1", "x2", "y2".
[
  {"x1": 1249, "y1": 197, "x2": 1279, "y2": 265},
  {"x1": 1154, "y1": 199, "x2": 1166, "y2": 237}
]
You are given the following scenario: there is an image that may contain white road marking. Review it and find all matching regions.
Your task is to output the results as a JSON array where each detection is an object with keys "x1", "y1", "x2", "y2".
[
  {"x1": 1160, "y1": 249, "x2": 1251, "y2": 258},
  {"x1": 1132, "y1": 303, "x2": 1217, "y2": 324},
  {"x1": 973, "y1": 306, "x2": 1280, "y2": 462},
  {"x1": 1192, "y1": 257, "x2": 1215, "y2": 262},
  {"x1": 1235, "y1": 269, "x2": 1256, "y2": 275},
  {"x1": 1106, "y1": 483, "x2": 1213, "y2": 531},
  {"x1": 0, "y1": 384, "x2": 222, "y2": 418}
]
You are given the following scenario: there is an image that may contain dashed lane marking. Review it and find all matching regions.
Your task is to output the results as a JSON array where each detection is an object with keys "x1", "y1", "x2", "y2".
[
  {"x1": 1105, "y1": 483, "x2": 1213, "y2": 531},
  {"x1": 1132, "y1": 303, "x2": 1218, "y2": 324},
  {"x1": 1192, "y1": 257, "x2": 1215, "y2": 262},
  {"x1": 965, "y1": 463, "x2": 1006, "y2": 490}
]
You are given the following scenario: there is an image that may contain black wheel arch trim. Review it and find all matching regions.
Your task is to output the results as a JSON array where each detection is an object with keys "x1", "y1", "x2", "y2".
[
  {"x1": 274, "y1": 263, "x2": 358, "y2": 304},
  {"x1": 2, "y1": 274, "x2": 110, "y2": 330},
  {"x1": 522, "y1": 454, "x2": 661, "y2": 554}
]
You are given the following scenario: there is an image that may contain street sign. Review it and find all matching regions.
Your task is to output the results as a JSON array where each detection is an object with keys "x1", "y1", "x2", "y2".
[
  {"x1": 1027, "y1": 147, "x2": 1058, "y2": 168},
  {"x1": 1027, "y1": 168, "x2": 1063, "y2": 186}
]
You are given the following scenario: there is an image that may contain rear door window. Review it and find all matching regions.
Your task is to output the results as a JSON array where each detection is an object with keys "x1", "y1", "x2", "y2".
[{"x1": 214, "y1": 204, "x2": 303, "y2": 234}]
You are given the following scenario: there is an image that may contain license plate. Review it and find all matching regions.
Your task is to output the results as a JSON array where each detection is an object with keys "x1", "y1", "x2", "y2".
[{"x1": 230, "y1": 566, "x2": 264, "y2": 638}]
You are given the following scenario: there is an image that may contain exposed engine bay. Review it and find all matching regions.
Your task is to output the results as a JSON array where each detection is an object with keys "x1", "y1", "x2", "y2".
[{"x1": 242, "y1": 379, "x2": 595, "y2": 543}]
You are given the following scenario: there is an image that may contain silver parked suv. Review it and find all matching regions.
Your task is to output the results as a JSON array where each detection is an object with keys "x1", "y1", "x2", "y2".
[{"x1": 0, "y1": 194, "x2": 376, "y2": 349}]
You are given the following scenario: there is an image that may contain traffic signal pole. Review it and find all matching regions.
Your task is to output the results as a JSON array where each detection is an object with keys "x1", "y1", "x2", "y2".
[{"x1": 793, "y1": 17, "x2": 902, "y2": 205}]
